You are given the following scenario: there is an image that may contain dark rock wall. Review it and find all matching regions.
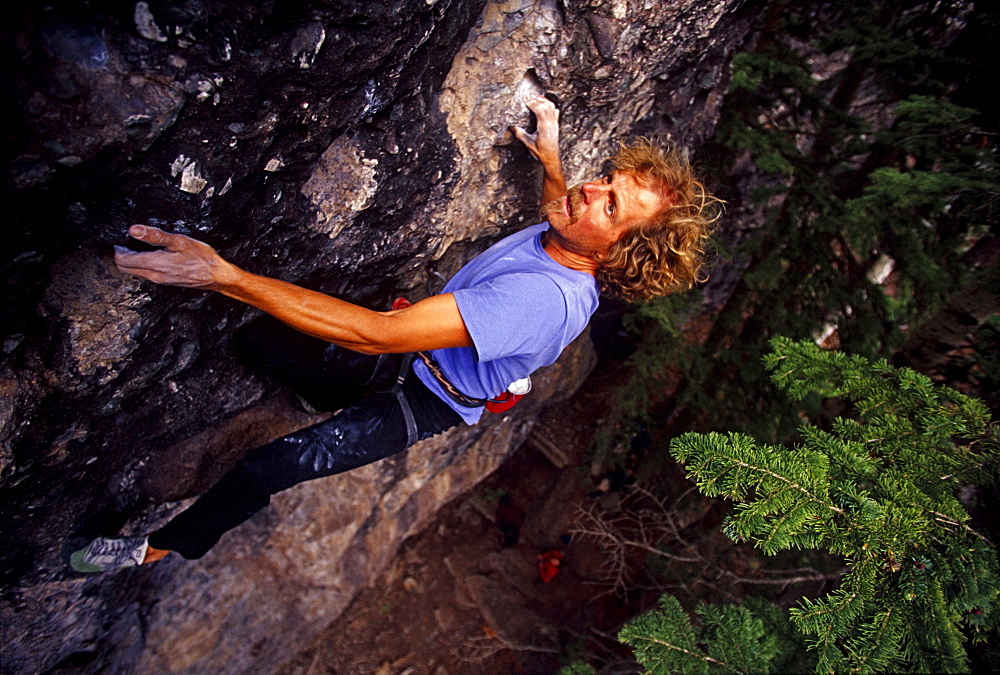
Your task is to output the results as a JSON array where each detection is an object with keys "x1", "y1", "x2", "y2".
[
  {"x1": 0, "y1": 0, "x2": 756, "y2": 671},
  {"x1": 2, "y1": 0, "x2": 492, "y2": 591}
]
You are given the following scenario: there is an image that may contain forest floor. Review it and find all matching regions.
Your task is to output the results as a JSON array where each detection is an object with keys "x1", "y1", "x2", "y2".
[
  {"x1": 280, "y1": 368, "x2": 646, "y2": 674},
  {"x1": 279, "y1": 335, "x2": 841, "y2": 675}
]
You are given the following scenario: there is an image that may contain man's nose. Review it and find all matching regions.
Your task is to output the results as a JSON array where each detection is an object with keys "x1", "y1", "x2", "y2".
[{"x1": 581, "y1": 180, "x2": 607, "y2": 203}]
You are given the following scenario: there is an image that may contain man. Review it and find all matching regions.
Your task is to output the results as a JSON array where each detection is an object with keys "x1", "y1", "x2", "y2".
[{"x1": 70, "y1": 94, "x2": 718, "y2": 572}]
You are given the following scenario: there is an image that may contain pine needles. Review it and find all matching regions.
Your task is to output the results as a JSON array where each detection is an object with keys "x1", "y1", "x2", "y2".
[{"x1": 619, "y1": 338, "x2": 999, "y2": 673}]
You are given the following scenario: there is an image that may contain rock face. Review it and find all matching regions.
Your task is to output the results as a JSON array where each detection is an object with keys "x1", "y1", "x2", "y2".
[{"x1": 0, "y1": 0, "x2": 755, "y2": 671}]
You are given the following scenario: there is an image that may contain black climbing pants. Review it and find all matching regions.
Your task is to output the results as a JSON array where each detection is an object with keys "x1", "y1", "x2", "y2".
[{"x1": 148, "y1": 318, "x2": 463, "y2": 559}]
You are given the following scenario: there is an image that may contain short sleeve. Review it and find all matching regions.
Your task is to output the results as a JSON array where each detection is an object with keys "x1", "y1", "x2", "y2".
[{"x1": 451, "y1": 273, "x2": 567, "y2": 363}]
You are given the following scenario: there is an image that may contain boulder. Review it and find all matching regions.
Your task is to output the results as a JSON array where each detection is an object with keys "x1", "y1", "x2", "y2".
[{"x1": 0, "y1": 0, "x2": 756, "y2": 671}]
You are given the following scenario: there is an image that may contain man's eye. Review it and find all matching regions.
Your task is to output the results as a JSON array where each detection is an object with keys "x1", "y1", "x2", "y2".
[{"x1": 605, "y1": 174, "x2": 613, "y2": 184}]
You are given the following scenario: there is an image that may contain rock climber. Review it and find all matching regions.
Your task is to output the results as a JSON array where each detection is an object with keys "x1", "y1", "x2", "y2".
[{"x1": 69, "y1": 93, "x2": 720, "y2": 572}]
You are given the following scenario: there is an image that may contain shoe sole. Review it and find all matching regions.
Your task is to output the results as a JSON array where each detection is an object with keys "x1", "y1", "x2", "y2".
[
  {"x1": 68, "y1": 547, "x2": 104, "y2": 573},
  {"x1": 67, "y1": 540, "x2": 145, "y2": 573}
]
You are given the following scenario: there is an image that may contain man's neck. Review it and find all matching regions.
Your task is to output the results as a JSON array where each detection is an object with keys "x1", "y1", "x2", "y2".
[{"x1": 541, "y1": 230, "x2": 599, "y2": 276}]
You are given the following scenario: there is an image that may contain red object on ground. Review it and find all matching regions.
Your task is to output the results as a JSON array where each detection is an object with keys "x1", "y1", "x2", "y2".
[{"x1": 537, "y1": 549, "x2": 563, "y2": 583}]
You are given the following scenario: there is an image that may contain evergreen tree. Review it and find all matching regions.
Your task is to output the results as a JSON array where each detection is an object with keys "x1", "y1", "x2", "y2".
[
  {"x1": 587, "y1": 3, "x2": 1000, "y2": 670},
  {"x1": 617, "y1": 338, "x2": 999, "y2": 674},
  {"x1": 613, "y1": 0, "x2": 998, "y2": 446}
]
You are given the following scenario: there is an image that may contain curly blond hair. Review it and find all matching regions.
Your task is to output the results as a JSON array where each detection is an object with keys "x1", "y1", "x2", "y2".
[{"x1": 597, "y1": 139, "x2": 721, "y2": 302}]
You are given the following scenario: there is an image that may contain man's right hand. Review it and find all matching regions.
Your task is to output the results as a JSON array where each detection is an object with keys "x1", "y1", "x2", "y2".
[
  {"x1": 114, "y1": 225, "x2": 473, "y2": 355},
  {"x1": 114, "y1": 225, "x2": 237, "y2": 289},
  {"x1": 511, "y1": 93, "x2": 561, "y2": 166}
]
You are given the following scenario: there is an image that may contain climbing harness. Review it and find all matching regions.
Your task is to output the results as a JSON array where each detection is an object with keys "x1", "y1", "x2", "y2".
[
  {"x1": 388, "y1": 353, "x2": 418, "y2": 446},
  {"x1": 484, "y1": 376, "x2": 530, "y2": 414},
  {"x1": 414, "y1": 350, "x2": 484, "y2": 408},
  {"x1": 391, "y1": 297, "x2": 530, "y2": 413}
]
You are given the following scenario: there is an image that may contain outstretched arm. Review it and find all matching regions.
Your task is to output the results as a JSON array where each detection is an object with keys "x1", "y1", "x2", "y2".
[
  {"x1": 114, "y1": 225, "x2": 472, "y2": 354},
  {"x1": 511, "y1": 93, "x2": 567, "y2": 206}
]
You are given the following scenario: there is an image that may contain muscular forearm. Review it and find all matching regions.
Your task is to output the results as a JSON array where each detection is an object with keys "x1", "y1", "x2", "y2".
[
  {"x1": 114, "y1": 225, "x2": 472, "y2": 354},
  {"x1": 213, "y1": 267, "x2": 391, "y2": 352},
  {"x1": 540, "y1": 158, "x2": 567, "y2": 206},
  {"x1": 212, "y1": 268, "x2": 471, "y2": 354}
]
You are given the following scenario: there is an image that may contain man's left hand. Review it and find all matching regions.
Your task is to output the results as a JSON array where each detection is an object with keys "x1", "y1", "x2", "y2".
[
  {"x1": 511, "y1": 93, "x2": 561, "y2": 167},
  {"x1": 512, "y1": 93, "x2": 567, "y2": 206}
]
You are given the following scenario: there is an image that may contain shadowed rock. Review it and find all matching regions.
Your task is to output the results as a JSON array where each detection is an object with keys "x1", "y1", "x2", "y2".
[{"x1": 0, "y1": 0, "x2": 755, "y2": 671}]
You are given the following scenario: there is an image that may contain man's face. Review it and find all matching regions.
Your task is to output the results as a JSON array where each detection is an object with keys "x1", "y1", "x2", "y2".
[{"x1": 545, "y1": 170, "x2": 664, "y2": 257}]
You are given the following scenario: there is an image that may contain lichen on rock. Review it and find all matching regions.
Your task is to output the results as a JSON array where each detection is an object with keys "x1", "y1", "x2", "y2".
[
  {"x1": 301, "y1": 136, "x2": 380, "y2": 240},
  {"x1": 39, "y1": 250, "x2": 150, "y2": 390}
]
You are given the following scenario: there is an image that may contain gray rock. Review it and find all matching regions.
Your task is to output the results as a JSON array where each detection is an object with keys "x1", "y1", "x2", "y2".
[{"x1": 0, "y1": 0, "x2": 757, "y2": 671}]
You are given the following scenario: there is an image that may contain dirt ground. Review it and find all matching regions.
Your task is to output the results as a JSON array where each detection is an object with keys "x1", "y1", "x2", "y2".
[{"x1": 279, "y1": 362, "x2": 659, "y2": 674}]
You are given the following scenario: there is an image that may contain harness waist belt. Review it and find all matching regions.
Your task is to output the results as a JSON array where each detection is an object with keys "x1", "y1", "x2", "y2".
[{"x1": 416, "y1": 351, "x2": 486, "y2": 408}]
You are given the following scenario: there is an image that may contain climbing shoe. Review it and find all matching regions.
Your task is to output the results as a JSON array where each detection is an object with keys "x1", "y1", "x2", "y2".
[{"x1": 69, "y1": 535, "x2": 149, "y2": 573}]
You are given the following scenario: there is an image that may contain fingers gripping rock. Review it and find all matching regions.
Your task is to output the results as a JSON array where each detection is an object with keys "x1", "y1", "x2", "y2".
[
  {"x1": 114, "y1": 225, "x2": 226, "y2": 288},
  {"x1": 512, "y1": 92, "x2": 560, "y2": 165},
  {"x1": 129, "y1": 224, "x2": 181, "y2": 249}
]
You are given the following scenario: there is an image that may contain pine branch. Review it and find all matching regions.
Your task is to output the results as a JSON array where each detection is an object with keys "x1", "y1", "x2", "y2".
[
  {"x1": 727, "y1": 570, "x2": 844, "y2": 586},
  {"x1": 846, "y1": 604, "x2": 904, "y2": 674},
  {"x1": 729, "y1": 458, "x2": 845, "y2": 516},
  {"x1": 635, "y1": 635, "x2": 736, "y2": 671},
  {"x1": 664, "y1": 341, "x2": 997, "y2": 671},
  {"x1": 930, "y1": 512, "x2": 992, "y2": 544}
]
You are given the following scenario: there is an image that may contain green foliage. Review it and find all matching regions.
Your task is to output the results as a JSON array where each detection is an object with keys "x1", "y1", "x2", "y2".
[
  {"x1": 621, "y1": 339, "x2": 1000, "y2": 674},
  {"x1": 619, "y1": 595, "x2": 781, "y2": 674},
  {"x1": 606, "y1": 2, "x2": 1000, "y2": 672},
  {"x1": 609, "y1": 0, "x2": 999, "y2": 449},
  {"x1": 617, "y1": 289, "x2": 705, "y2": 419},
  {"x1": 557, "y1": 661, "x2": 596, "y2": 675}
]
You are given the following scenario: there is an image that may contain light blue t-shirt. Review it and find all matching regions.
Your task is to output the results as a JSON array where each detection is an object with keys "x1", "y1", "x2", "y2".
[{"x1": 413, "y1": 222, "x2": 600, "y2": 425}]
